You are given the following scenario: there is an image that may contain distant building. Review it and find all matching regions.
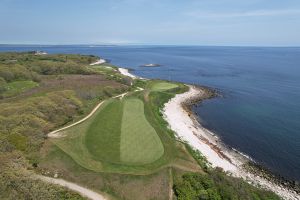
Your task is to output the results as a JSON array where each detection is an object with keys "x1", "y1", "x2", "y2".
[{"x1": 34, "y1": 51, "x2": 48, "y2": 55}]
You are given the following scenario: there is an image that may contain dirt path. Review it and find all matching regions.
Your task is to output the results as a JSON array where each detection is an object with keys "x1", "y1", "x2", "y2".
[
  {"x1": 38, "y1": 68, "x2": 148, "y2": 199},
  {"x1": 42, "y1": 92, "x2": 129, "y2": 199},
  {"x1": 48, "y1": 86, "x2": 145, "y2": 138},
  {"x1": 48, "y1": 92, "x2": 128, "y2": 138},
  {"x1": 36, "y1": 175, "x2": 107, "y2": 200},
  {"x1": 43, "y1": 89, "x2": 145, "y2": 198},
  {"x1": 168, "y1": 168, "x2": 173, "y2": 200}
]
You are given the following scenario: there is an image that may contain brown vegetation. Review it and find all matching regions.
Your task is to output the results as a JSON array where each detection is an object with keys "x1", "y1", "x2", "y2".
[{"x1": 0, "y1": 52, "x2": 129, "y2": 199}]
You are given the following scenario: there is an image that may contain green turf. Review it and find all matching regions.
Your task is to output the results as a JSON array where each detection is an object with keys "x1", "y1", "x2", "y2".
[
  {"x1": 3, "y1": 80, "x2": 38, "y2": 97},
  {"x1": 85, "y1": 99, "x2": 123, "y2": 163},
  {"x1": 52, "y1": 100, "x2": 112, "y2": 172},
  {"x1": 151, "y1": 82, "x2": 178, "y2": 91},
  {"x1": 50, "y1": 81, "x2": 198, "y2": 174},
  {"x1": 52, "y1": 96, "x2": 167, "y2": 172},
  {"x1": 120, "y1": 98, "x2": 164, "y2": 164}
]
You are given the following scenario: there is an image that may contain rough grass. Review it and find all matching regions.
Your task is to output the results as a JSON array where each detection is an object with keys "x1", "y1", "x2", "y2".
[
  {"x1": 151, "y1": 82, "x2": 178, "y2": 91},
  {"x1": 2, "y1": 80, "x2": 39, "y2": 97},
  {"x1": 121, "y1": 98, "x2": 164, "y2": 164},
  {"x1": 85, "y1": 99, "x2": 122, "y2": 163}
]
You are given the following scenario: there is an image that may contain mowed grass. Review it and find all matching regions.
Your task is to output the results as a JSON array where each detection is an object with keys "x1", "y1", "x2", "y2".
[
  {"x1": 3, "y1": 80, "x2": 39, "y2": 97},
  {"x1": 151, "y1": 82, "x2": 178, "y2": 91},
  {"x1": 53, "y1": 96, "x2": 166, "y2": 171},
  {"x1": 86, "y1": 97, "x2": 164, "y2": 165},
  {"x1": 50, "y1": 80, "x2": 199, "y2": 174},
  {"x1": 121, "y1": 98, "x2": 164, "y2": 164},
  {"x1": 85, "y1": 99, "x2": 122, "y2": 163}
]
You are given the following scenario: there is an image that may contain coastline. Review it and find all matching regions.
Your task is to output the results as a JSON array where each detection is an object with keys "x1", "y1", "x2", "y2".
[
  {"x1": 90, "y1": 59, "x2": 106, "y2": 65},
  {"x1": 118, "y1": 68, "x2": 137, "y2": 79},
  {"x1": 162, "y1": 85, "x2": 299, "y2": 200},
  {"x1": 118, "y1": 66, "x2": 299, "y2": 199}
]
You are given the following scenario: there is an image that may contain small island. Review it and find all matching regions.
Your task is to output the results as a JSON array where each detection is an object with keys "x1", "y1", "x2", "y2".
[{"x1": 140, "y1": 63, "x2": 162, "y2": 67}]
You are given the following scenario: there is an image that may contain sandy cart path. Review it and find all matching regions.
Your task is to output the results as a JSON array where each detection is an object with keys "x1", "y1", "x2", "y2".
[{"x1": 36, "y1": 175, "x2": 107, "y2": 200}]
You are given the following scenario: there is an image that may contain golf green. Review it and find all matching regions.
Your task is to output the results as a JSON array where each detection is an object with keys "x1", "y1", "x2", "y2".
[
  {"x1": 85, "y1": 98, "x2": 164, "y2": 165},
  {"x1": 121, "y1": 98, "x2": 164, "y2": 164},
  {"x1": 151, "y1": 82, "x2": 178, "y2": 91}
]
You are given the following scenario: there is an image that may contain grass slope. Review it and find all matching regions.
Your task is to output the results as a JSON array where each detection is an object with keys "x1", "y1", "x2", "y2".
[
  {"x1": 85, "y1": 99, "x2": 123, "y2": 163},
  {"x1": 121, "y1": 98, "x2": 164, "y2": 164}
]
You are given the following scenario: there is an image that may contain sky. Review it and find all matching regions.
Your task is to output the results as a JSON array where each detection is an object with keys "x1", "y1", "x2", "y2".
[{"x1": 0, "y1": 0, "x2": 300, "y2": 46}]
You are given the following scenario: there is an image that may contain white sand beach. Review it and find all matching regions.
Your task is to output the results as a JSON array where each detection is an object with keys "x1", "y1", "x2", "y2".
[
  {"x1": 90, "y1": 59, "x2": 106, "y2": 65},
  {"x1": 163, "y1": 86, "x2": 237, "y2": 172},
  {"x1": 118, "y1": 68, "x2": 137, "y2": 79},
  {"x1": 162, "y1": 85, "x2": 300, "y2": 200}
]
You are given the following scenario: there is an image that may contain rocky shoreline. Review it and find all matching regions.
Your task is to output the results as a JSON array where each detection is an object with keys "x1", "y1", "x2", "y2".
[
  {"x1": 117, "y1": 66, "x2": 300, "y2": 199},
  {"x1": 183, "y1": 85, "x2": 300, "y2": 194},
  {"x1": 244, "y1": 162, "x2": 300, "y2": 194},
  {"x1": 164, "y1": 84, "x2": 300, "y2": 200}
]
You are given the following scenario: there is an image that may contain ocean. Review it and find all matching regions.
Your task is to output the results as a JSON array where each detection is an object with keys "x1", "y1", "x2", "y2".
[{"x1": 1, "y1": 45, "x2": 299, "y2": 181}]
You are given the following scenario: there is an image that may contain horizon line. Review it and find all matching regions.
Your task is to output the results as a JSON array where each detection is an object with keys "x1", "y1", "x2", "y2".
[{"x1": 0, "y1": 43, "x2": 300, "y2": 48}]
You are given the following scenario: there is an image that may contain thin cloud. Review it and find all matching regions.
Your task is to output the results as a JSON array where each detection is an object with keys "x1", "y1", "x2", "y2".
[{"x1": 186, "y1": 9, "x2": 300, "y2": 18}]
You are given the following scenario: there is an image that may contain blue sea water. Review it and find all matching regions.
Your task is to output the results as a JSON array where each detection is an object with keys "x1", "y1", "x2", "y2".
[{"x1": 1, "y1": 45, "x2": 300, "y2": 181}]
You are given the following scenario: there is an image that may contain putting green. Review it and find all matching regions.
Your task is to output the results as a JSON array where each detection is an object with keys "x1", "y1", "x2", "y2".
[
  {"x1": 84, "y1": 97, "x2": 164, "y2": 165},
  {"x1": 151, "y1": 82, "x2": 178, "y2": 91},
  {"x1": 121, "y1": 98, "x2": 164, "y2": 164}
]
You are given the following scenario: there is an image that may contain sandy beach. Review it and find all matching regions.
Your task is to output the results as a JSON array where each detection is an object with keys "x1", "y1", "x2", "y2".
[
  {"x1": 90, "y1": 59, "x2": 106, "y2": 65},
  {"x1": 163, "y1": 86, "x2": 237, "y2": 172},
  {"x1": 162, "y1": 85, "x2": 300, "y2": 200},
  {"x1": 118, "y1": 68, "x2": 138, "y2": 79}
]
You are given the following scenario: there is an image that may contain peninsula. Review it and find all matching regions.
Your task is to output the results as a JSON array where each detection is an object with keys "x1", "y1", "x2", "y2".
[{"x1": 0, "y1": 52, "x2": 298, "y2": 200}]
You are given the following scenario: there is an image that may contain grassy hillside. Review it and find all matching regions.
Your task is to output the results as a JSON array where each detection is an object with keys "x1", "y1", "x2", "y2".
[{"x1": 0, "y1": 52, "x2": 130, "y2": 199}]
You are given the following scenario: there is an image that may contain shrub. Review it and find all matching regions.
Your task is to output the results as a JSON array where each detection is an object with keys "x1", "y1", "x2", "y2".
[{"x1": 174, "y1": 172, "x2": 281, "y2": 200}]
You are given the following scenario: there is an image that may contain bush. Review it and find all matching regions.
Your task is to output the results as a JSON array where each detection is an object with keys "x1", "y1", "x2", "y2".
[
  {"x1": 174, "y1": 172, "x2": 281, "y2": 200},
  {"x1": 0, "y1": 52, "x2": 99, "y2": 83},
  {"x1": 0, "y1": 152, "x2": 86, "y2": 200},
  {"x1": 174, "y1": 173, "x2": 221, "y2": 200},
  {"x1": 0, "y1": 77, "x2": 7, "y2": 93},
  {"x1": 0, "y1": 90, "x2": 83, "y2": 153}
]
